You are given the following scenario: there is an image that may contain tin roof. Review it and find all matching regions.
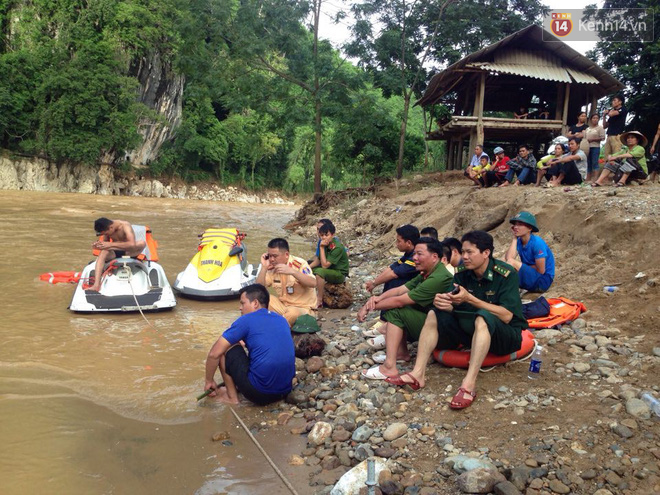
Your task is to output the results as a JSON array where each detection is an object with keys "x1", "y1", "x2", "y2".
[{"x1": 417, "y1": 24, "x2": 622, "y2": 106}]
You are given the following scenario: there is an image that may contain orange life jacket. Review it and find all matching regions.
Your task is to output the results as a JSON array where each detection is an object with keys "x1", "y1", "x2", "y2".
[{"x1": 527, "y1": 297, "x2": 587, "y2": 329}]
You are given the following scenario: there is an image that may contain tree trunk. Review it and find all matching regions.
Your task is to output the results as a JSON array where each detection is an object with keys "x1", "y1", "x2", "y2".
[
  {"x1": 314, "y1": 97, "x2": 322, "y2": 196},
  {"x1": 312, "y1": 0, "x2": 322, "y2": 198},
  {"x1": 396, "y1": 91, "x2": 411, "y2": 179},
  {"x1": 422, "y1": 107, "x2": 429, "y2": 170}
]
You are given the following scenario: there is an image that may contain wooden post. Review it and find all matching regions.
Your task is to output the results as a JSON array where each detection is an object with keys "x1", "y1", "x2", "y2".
[
  {"x1": 554, "y1": 84, "x2": 563, "y2": 120},
  {"x1": 457, "y1": 136, "x2": 464, "y2": 171},
  {"x1": 590, "y1": 95, "x2": 598, "y2": 117},
  {"x1": 451, "y1": 139, "x2": 458, "y2": 170},
  {"x1": 561, "y1": 83, "x2": 571, "y2": 135},
  {"x1": 445, "y1": 138, "x2": 454, "y2": 170},
  {"x1": 468, "y1": 129, "x2": 477, "y2": 165},
  {"x1": 475, "y1": 72, "x2": 486, "y2": 146}
]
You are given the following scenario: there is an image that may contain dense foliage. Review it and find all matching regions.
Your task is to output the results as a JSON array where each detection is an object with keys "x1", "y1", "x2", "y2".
[
  {"x1": 0, "y1": 0, "x2": 436, "y2": 191},
  {"x1": 587, "y1": 0, "x2": 660, "y2": 140},
  {"x1": 0, "y1": 0, "x2": 578, "y2": 193}
]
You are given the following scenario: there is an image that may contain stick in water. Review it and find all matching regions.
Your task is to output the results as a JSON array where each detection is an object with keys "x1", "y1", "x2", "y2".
[{"x1": 196, "y1": 381, "x2": 224, "y2": 401}]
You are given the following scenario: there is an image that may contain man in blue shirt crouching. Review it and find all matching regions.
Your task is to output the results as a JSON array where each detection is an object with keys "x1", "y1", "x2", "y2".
[{"x1": 204, "y1": 284, "x2": 295, "y2": 405}]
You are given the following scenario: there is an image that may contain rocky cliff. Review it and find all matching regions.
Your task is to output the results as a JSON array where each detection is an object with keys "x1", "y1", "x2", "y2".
[
  {"x1": 0, "y1": 154, "x2": 293, "y2": 204},
  {"x1": 102, "y1": 52, "x2": 184, "y2": 166}
]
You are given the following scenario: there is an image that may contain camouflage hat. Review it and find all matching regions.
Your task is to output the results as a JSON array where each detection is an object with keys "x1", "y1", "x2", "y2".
[{"x1": 509, "y1": 211, "x2": 539, "y2": 232}]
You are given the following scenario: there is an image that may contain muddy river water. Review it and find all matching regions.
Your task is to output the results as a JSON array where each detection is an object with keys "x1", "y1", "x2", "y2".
[{"x1": 0, "y1": 190, "x2": 312, "y2": 494}]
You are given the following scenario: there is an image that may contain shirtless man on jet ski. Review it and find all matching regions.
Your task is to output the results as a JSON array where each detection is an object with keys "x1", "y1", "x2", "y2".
[{"x1": 90, "y1": 217, "x2": 146, "y2": 292}]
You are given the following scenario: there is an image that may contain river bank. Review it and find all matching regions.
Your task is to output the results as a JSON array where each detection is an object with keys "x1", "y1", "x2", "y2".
[
  {"x1": 254, "y1": 174, "x2": 660, "y2": 494},
  {"x1": 0, "y1": 152, "x2": 294, "y2": 204}
]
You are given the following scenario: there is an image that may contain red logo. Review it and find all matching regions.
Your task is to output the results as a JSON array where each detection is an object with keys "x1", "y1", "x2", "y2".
[{"x1": 551, "y1": 13, "x2": 573, "y2": 37}]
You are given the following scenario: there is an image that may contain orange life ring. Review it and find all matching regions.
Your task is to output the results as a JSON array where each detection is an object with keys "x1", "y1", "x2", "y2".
[
  {"x1": 39, "y1": 271, "x2": 82, "y2": 284},
  {"x1": 433, "y1": 329, "x2": 535, "y2": 369}
]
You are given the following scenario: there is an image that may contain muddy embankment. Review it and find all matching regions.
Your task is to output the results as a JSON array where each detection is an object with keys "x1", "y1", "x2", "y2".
[
  {"x1": 268, "y1": 172, "x2": 660, "y2": 495},
  {"x1": 0, "y1": 153, "x2": 293, "y2": 204}
]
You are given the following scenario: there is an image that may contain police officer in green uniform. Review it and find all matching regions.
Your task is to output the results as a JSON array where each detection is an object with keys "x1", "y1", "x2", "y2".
[
  {"x1": 312, "y1": 221, "x2": 349, "y2": 308},
  {"x1": 385, "y1": 230, "x2": 527, "y2": 410},
  {"x1": 359, "y1": 237, "x2": 453, "y2": 380}
]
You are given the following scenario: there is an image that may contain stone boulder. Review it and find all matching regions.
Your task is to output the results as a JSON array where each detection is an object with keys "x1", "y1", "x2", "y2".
[
  {"x1": 323, "y1": 283, "x2": 353, "y2": 309},
  {"x1": 308, "y1": 421, "x2": 333, "y2": 446},
  {"x1": 330, "y1": 457, "x2": 390, "y2": 495},
  {"x1": 457, "y1": 468, "x2": 506, "y2": 494},
  {"x1": 293, "y1": 333, "x2": 326, "y2": 358}
]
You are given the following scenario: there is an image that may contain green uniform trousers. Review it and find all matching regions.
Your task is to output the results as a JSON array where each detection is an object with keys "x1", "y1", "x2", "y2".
[
  {"x1": 312, "y1": 267, "x2": 346, "y2": 284},
  {"x1": 383, "y1": 305, "x2": 428, "y2": 341},
  {"x1": 434, "y1": 308, "x2": 522, "y2": 355}
]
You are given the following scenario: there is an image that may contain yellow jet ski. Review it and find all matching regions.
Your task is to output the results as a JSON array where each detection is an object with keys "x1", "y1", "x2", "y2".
[{"x1": 173, "y1": 228, "x2": 258, "y2": 300}]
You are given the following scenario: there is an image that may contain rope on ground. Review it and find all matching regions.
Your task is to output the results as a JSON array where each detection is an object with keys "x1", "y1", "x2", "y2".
[{"x1": 229, "y1": 407, "x2": 300, "y2": 495}]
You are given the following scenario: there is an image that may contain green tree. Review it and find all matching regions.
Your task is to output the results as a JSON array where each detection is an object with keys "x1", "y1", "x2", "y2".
[
  {"x1": 347, "y1": 0, "x2": 452, "y2": 178},
  {"x1": 33, "y1": 40, "x2": 143, "y2": 163},
  {"x1": 229, "y1": 0, "x2": 362, "y2": 195},
  {"x1": 0, "y1": 0, "x2": 189, "y2": 163},
  {"x1": 587, "y1": 1, "x2": 660, "y2": 138},
  {"x1": 346, "y1": 0, "x2": 546, "y2": 178}
]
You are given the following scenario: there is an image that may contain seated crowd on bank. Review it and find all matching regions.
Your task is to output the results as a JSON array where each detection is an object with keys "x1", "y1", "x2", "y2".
[
  {"x1": 464, "y1": 94, "x2": 659, "y2": 188},
  {"x1": 205, "y1": 212, "x2": 555, "y2": 411}
]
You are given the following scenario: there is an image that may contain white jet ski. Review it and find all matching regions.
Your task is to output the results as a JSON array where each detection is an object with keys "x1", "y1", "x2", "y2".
[
  {"x1": 69, "y1": 226, "x2": 176, "y2": 313},
  {"x1": 173, "y1": 228, "x2": 258, "y2": 300}
]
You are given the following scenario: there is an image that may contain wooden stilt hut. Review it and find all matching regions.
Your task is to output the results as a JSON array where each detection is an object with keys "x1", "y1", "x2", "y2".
[{"x1": 417, "y1": 25, "x2": 624, "y2": 169}]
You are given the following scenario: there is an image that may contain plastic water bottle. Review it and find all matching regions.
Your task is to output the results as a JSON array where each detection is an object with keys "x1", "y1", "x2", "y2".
[
  {"x1": 603, "y1": 286, "x2": 619, "y2": 293},
  {"x1": 641, "y1": 392, "x2": 660, "y2": 417},
  {"x1": 527, "y1": 345, "x2": 543, "y2": 379}
]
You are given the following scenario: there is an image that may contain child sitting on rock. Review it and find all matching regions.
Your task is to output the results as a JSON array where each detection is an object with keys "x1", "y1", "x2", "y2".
[{"x1": 471, "y1": 154, "x2": 491, "y2": 188}]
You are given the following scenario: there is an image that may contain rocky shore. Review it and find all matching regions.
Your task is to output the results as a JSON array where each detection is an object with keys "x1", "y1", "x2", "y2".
[
  {"x1": 270, "y1": 285, "x2": 660, "y2": 494},
  {"x1": 238, "y1": 177, "x2": 659, "y2": 494},
  {"x1": 0, "y1": 153, "x2": 293, "y2": 204}
]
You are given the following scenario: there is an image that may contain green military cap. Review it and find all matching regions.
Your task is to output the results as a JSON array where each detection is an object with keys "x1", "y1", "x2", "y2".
[
  {"x1": 509, "y1": 211, "x2": 539, "y2": 233},
  {"x1": 291, "y1": 314, "x2": 321, "y2": 334}
]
